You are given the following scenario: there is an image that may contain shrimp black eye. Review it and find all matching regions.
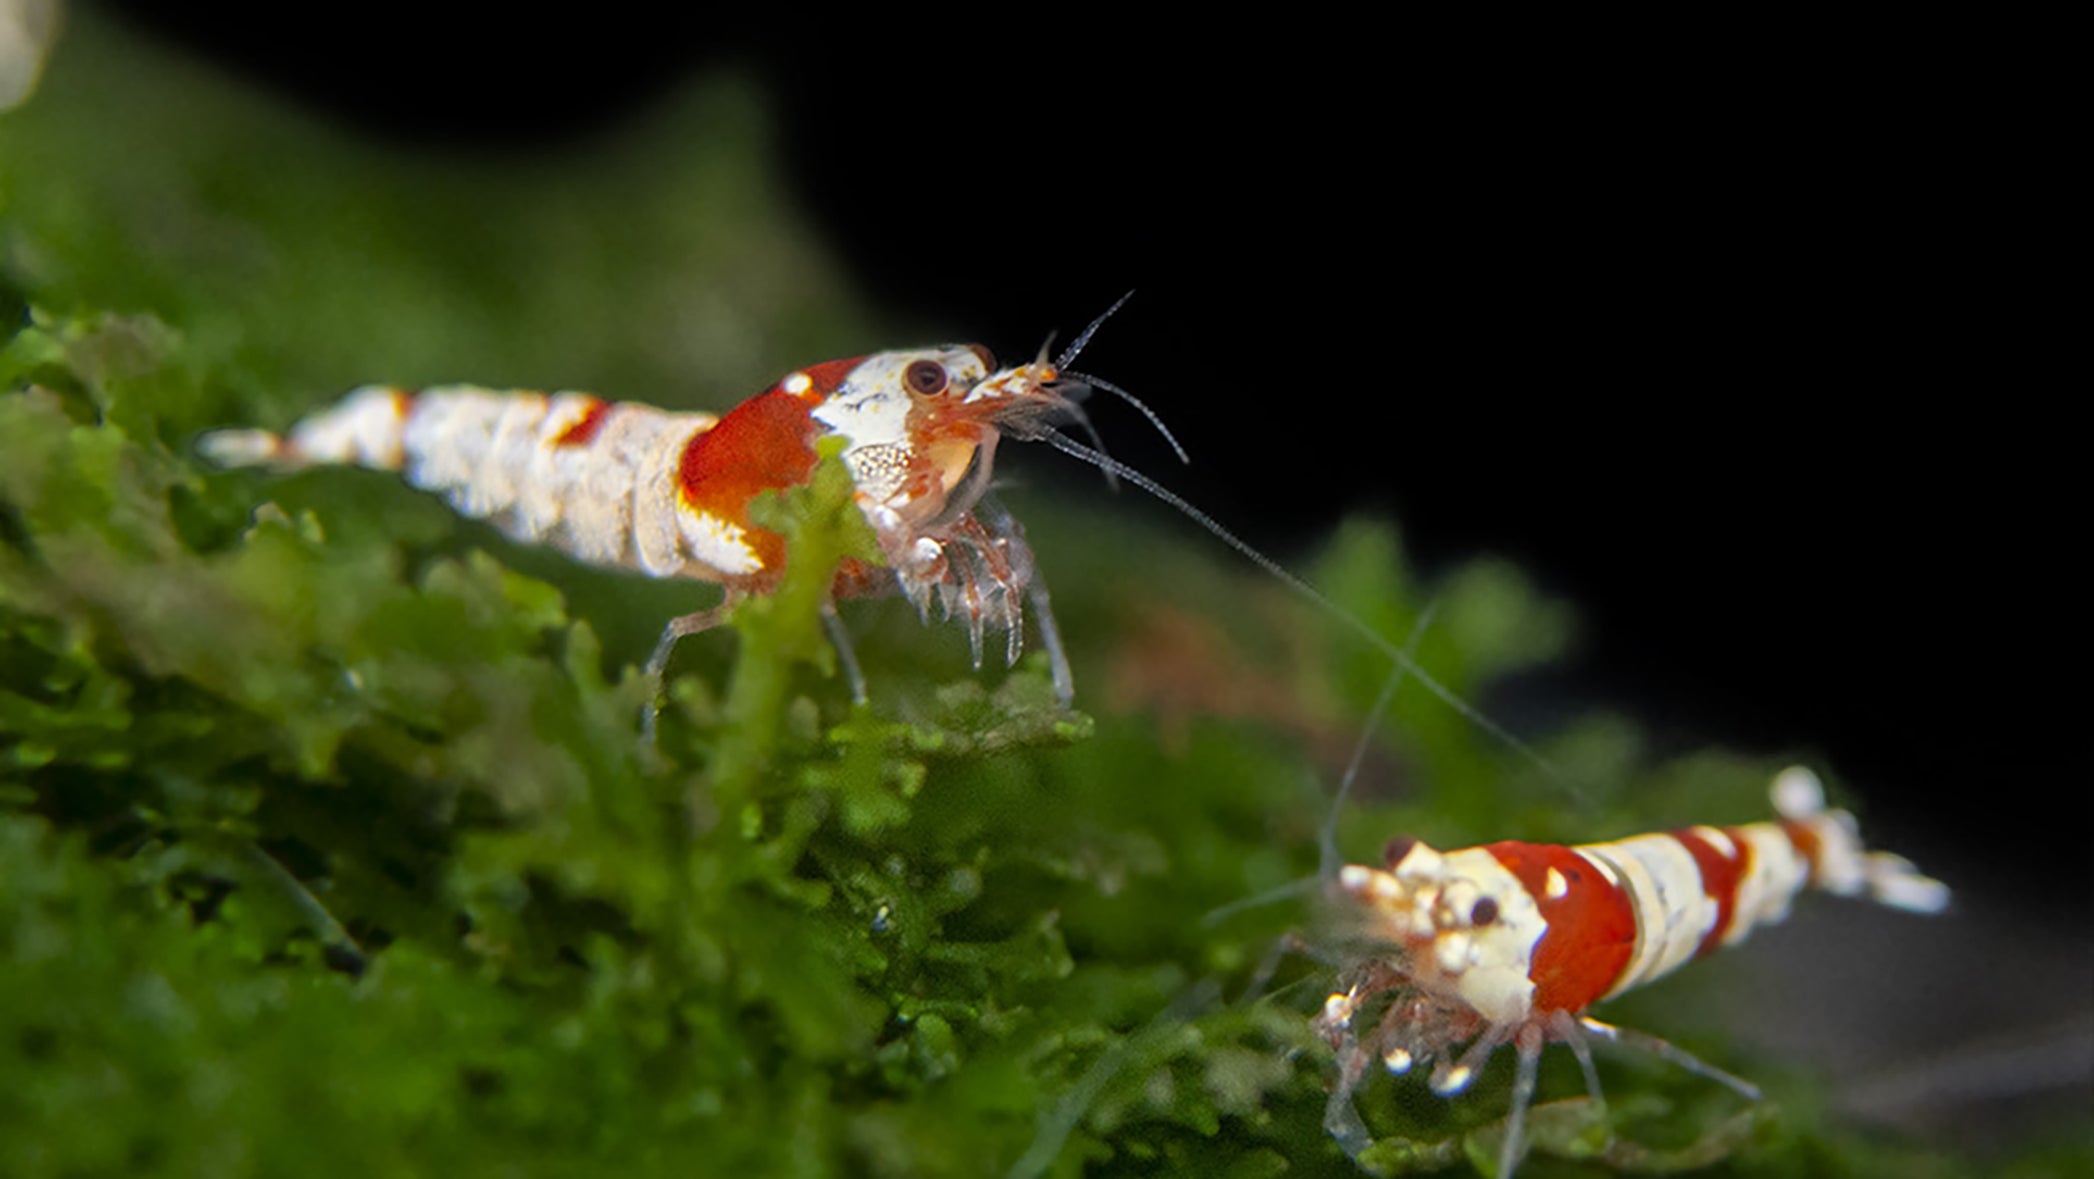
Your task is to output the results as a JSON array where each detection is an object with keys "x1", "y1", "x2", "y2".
[
  {"x1": 1382, "y1": 835, "x2": 1417, "y2": 869},
  {"x1": 904, "y1": 359, "x2": 949, "y2": 396},
  {"x1": 1470, "y1": 897, "x2": 1499, "y2": 927}
]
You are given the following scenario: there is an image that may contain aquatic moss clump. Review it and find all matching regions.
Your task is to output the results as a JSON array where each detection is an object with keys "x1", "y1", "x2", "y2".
[
  {"x1": 5, "y1": 16, "x2": 2081, "y2": 1177},
  {"x1": 4, "y1": 310, "x2": 2043, "y2": 1179}
]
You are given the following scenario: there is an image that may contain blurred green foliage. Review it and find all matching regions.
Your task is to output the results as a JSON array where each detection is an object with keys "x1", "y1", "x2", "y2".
[{"x1": 2, "y1": 12, "x2": 2082, "y2": 1179}]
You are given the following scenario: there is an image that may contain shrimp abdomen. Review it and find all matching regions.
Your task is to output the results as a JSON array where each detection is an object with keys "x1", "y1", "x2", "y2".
[{"x1": 200, "y1": 385, "x2": 723, "y2": 578}]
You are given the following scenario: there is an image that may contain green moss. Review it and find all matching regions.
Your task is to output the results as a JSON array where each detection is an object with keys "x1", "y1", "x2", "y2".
[{"x1": 1, "y1": 13, "x2": 2079, "y2": 1179}]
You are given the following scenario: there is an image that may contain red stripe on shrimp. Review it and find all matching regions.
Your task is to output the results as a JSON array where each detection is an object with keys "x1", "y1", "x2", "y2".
[
  {"x1": 675, "y1": 387, "x2": 822, "y2": 578},
  {"x1": 1485, "y1": 841, "x2": 1637, "y2": 1012},
  {"x1": 550, "y1": 397, "x2": 610, "y2": 447},
  {"x1": 1671, "y1": 826, "x2": 1749, "y2": 955},
  {"x1": 1780, "y1": 820, "x2": 1825, "y2": 885}
]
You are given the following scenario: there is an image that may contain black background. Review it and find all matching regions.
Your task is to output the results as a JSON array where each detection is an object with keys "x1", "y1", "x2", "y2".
[{"x1": 93, "y1": 6, "x2": 2081, "y2": 907}]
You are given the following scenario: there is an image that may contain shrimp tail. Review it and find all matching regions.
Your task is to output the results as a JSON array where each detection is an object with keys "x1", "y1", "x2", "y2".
[
  {"x1": 198, "y1": 386, "x2": 413, "y2": 471},
  {"x1": 1771, "y1": 767, "x2": 1951, "y2": 915}
]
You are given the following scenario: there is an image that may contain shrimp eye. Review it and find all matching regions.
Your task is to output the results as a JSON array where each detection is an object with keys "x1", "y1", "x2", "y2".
[
  {"x1": 904, "y1": 359, "x2": 949, "y2": 396},
  {"x1": 1382, "y1": 835, "x2": 1417, "y2": 869},
  {"x1": 1470, "y1": 897, "x2": 1500, "y2": 927}
]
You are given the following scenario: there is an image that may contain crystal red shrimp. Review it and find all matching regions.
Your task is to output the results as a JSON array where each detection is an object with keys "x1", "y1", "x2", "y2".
[
  {"x1": 197, "y1": 341, "x2": 1136, "y2": 708},
  {"x1": 198, "y1": 291, "x2": 1569, "y2": 773},
  {"x1": 1313, "y1": 766, "x2": 1949, "y2": 1175}
]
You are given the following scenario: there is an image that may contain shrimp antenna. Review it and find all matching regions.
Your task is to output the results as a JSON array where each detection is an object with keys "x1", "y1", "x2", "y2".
[
  {"x1": 1032, "y1": 291, "x2": 1192, "y2": 466},
  {"x1": 1034, "y1": 425, "x2": 1574, "y2": 793},
  {"x1": 1203, "y1": 604, "x2": 1442, "y2": 928},
  {"x1": 1055, "y1": 289, "x2": 1136, "y2": 369},
  {"x1": 1321, "y1": 600, "x2": 1439, "y2": 877},
  {"x1": 1034, "y1": 291, "x2": 1189, "y2": 466},
  {"x1": 1007, "y1": 978, "x2": 1223, "y2": 1179},
  {"x1": 1200, "y1": 874, "x2": 1320, "y2": 927},
  {"x1": 1026, "y1": 291, "x2": 1188, "y2": 484},
  {"x1": 1061, "y1": 370, "x2": 1192, "y2": 466},
  {"x1": 1059, "y1": 401, "x2": 1121, "y2": 493}
]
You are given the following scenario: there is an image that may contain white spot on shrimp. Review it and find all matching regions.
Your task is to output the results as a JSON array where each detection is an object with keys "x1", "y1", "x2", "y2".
[
  {"x1": 1392, "y1": 843, "x2": 1446, "y2": 879},
  {"x1": 1322, "y1": 990, "x2": 1358, "y2": 1025},
  {"x1": 1544, "y1": 866, "x2": 1569, "y2": 900},
  {"x1": 1691, "y1": 825, "x2": 1738, "y2": 859},
  {"x1": 678, "y1": 507, "x2": 762, "y2": 576},
  {"x1": 1773, "y1": 766, "x2": 1827, "y2": 819}
]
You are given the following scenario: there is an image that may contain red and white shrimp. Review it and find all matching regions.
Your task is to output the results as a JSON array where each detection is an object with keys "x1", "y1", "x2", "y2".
[
  {"x1": 1314, "y1": 766, "x2": 1949, "y2": 1176},
  {"x1": 199, "y1": 315, "x2": 1170, "y2": 708},
  {"x1": 198, "y1": 292, "x2": 1571, "y2": 772}
]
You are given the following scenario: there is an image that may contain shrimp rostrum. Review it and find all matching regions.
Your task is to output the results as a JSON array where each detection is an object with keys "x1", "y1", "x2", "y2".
[{"x1": 1315, "y1": 767, "x2": 1949, "y2": 1176}]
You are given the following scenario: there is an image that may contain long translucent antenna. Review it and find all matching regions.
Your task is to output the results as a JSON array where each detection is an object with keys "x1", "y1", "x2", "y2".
[
  {"x1": 1199, "y1": 874, "x2": 1321, "y2": 928},
  {"x1": 1034, "y1": 426, "x2": 1572, "y2": 791},
  {"x1": 1065, "y1": 402, "x2": 1122, "y2": 493},
  {"x1": 1060, "y1": 370, "x2": 1192, "y2": 466},
  {"x1": 1202, "y1": 604, "x2": 1437, "y2": 928},
  {"x1": 1054, "y1": 289, "x2": 1136, "y2": 369},
  {"x1": 1006, "y1": 977, "x2": 1221, "y2": 1179},
  {"x1": 242, "y1": 841, "x2": 366, "y2": 977},
  {"x1": 1037, "y1": 289, "x2": 1192, "y2": 468},
  {"x1": 1321, "y1": 600, "x2": 1440, "y2": 877}
]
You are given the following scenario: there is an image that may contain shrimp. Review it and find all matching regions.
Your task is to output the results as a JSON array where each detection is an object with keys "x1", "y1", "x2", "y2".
[
  {"x1": 198, "y1": 320, "x2": 1173, "y2": 710},
  {"x1": 199, "y1": 294, "x2": 1570, "y2": 783},
  {"x1": 1313, "y1": 765, "x2": 1950, "y2": 1175}
]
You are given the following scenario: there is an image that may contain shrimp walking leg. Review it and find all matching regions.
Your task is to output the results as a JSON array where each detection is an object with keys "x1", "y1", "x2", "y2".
[
  {"x1": 975, "y1": 496, "x2": 1072, "y2": 707},
  {"x1": 818, "y1": 603, "x2": 868, "y2": 705},
  {"x1": 642, "y1": 604, "x2": 731, "y2": 740},
  {"x1": 1497, "y1": 1024, "x2": 1547, "y2": 1179},
  {"x1": 1577, "y1": 1016, "x2": 1762, "y2": 1100},
  {"x1": 1322, "y1": 1024, "x2": 1377, "y2": 1157},
  {"x1": 1549, "y1": 1009, "x2": 1607, "y2": 1106},
  {"x1": 642, "y1": 597, "x2": 870, "y2": 733}
]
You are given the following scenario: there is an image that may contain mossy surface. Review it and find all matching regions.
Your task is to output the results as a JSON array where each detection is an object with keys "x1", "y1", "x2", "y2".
[{"x1": 3, "y1": 14, "x2": 2083, "y2": 1178}]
